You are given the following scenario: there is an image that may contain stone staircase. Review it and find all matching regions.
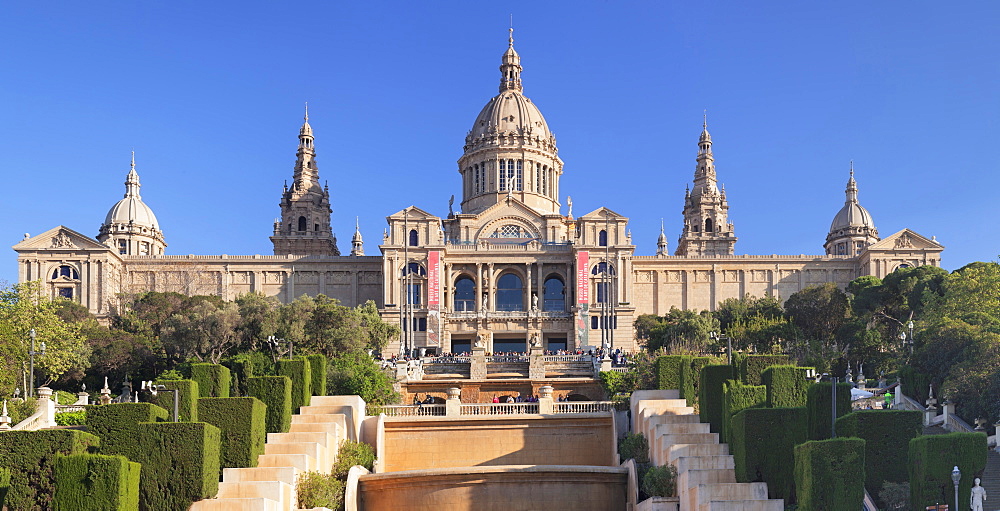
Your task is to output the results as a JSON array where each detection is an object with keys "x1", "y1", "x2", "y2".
[
  {"x1": 980, "y1": 449, "x2": 1000, "y2": 507},
  {"x1": 190, "y1": 396, "x2": 362, "y2": 511},
  {"x1": 631, "y1": 390, "x2": 784, "y2": 511}
]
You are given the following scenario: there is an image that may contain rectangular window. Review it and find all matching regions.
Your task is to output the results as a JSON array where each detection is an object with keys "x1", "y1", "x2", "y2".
[
  {"x1": 596, "y1": 282, "x2": 611, "y2": 303},
  {"x1": 499, "y1": 160, "x2": 507, "y2": 191},
  {"x1": 58, "y1": 287, "x2": 73, "y2": 299},
  {"x1": 118, "y1": 240, "x2": 127, "y2": 255},
  {"x1": 407, "y1": 283, "x2": 422, "y2": 305},
  {"x1": 516, "y1": 160, "x2": 523, "y2": 191},
  {"x1": 473, "y1": 165, "x2": 479, "y2": 194},
  {"x1": 542, "y1": 166, "x2": 548, "y2": 195}
]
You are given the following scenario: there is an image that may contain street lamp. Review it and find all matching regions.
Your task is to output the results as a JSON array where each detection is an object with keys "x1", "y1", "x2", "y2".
[
  {"x1": 27, "y1": 329, "x2": 46, "y2": 398},
  {"x1": 951, "y1": 465, "x2": 961, "y2": 511},
  {"x1": 141, "y1": 381, "x2": 179, "y2": 422},
  {"x1": 710, "y1": 331, "x2": 732, "y2": 365},
  {"x1": 266, "y1": 335, "x2": 293, "y2": 361}
]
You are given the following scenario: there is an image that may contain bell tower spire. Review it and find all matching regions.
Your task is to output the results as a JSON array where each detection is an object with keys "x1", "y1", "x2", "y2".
[
  {"x1": 271, "y1": 107, "x2": 340, "y2": 256},
  {"x1": 499, "y1": 27, "x2": 523, "y2": 93},
  {"x1": 675, "y1": 115, "x2": 737, "y2": 256},
  {"x1": 350, "y1": 217, "x2": 364, "y2": 256}
]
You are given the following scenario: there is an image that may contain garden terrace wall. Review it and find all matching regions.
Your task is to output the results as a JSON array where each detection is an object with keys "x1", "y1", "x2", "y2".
[
  {"x1": 0, "y1": 429, "x2": 101, "y2": 511},
  {"x1": 794, "y1": 437, "x2": 866, "y2": 511},
  {"x1": 54, "y1": 454, "x2": 140, "y2": 511},
  {"x1": 908, "y1": 432, "x2": 987, "y2": 509}
]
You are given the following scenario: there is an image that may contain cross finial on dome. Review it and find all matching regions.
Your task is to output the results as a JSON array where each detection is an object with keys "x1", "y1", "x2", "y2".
[
  {"x1": 849, "y1": 159, "x2": 854, "y2": 178},
  {"x1": 131, "y1": 150, "x2": 135, "y2": 171},
  {"x1": 703, "y1": 110, "x2": 707, "y2": 130},
  {"x1": 509, "y1": 15, "x2": 514, "y2": 47},
  {"x1": 304, "y1": 102, "x2": 309, "y2": 122}
]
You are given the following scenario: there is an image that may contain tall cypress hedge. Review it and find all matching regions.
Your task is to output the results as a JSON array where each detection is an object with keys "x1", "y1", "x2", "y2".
[
  {"x1": 197, "y1": 397, "x2": 267, "y2": 470},
  {"x1": 908, "y1": 432, "x2": 987, "y2": 509},
  {"x1": 154, "y1": 379, "x2": 199, "y2": 421},
  {"x1": 277, "y1": 357, "x2": 312, "y2": 411},
  {"x1": 680, "y1": 356, "x2": 718, "y2": 406},
  {"x1": 762, "y1": 365, "x2": 812, "y2": 408},
  {"x1": 0, "y1": 429, "x2": 101, "y2": 511},
  {"x1": 731, "y1": 407, "x2": 807, "y2": 502},
  {"x1": 54, "y1": 454, "x2": 140, "y2": 511},
  {"x1": 306, "y1": 354, "x2": 328, "y2": 397},
  {"x1": 190, "y1": 363, "x2": 231, "y2": 398},
  {"x1": 86, "y1": 402, "x2": 169, "y2": 459},
  {"x1": 721, "y1": 380, "x2": 766, "y2": 444},
  {"x1": 0, "y1": 466, "x2": 9, "y2": 509},
  {"x1": 836, "y1": 410, "x2": 922, "y2": 501},
  {"x1": 223, "y1": 351, "x2": 274, "y2": 397},
  {"x1": 134, "y1": 421, "x2": 221, "y2": 511},
  {"x1": 247, "y1": 375, "x2": 293, "y2": 433},
  {"x1": 806, "y1": 381, "x2": 852, "y2": 440},
  {"x1": 739, "y1": 354, "x2": 789, "y2": 385},
  {"x1": 794, "y1": 437, "x2": 866, "y2": 511},
  {"x1": 655, "y1": 355, "x2": 692, "y2": 391},
  {"x1": 699, "y1": 364, "x2": 736, "y2": 433}
]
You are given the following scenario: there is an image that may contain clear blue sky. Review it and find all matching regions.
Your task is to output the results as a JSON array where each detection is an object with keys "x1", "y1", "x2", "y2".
[{"x1": 2, "y1": 2, "x2": 998, "y2": 286}]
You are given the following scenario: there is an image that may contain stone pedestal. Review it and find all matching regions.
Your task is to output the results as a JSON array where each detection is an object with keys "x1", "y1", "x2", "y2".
[
  {"x1": 600, "y1": 357, "x2": 613, "y2": 373},
  {"x1": 528, "y1": 347, "x2": 545, "y2": 380},
  {"x1": 75, "y1": 392, "x2": 90, "y2": 405},
  {"x1": 446, "y1": 388, "x2": 461, "y2": 417},
  {"x1": 538, "y1": 385, "x2": 554, "y2": 414},
  {"x1": 470, "y1": 348, "x2": 487, "y2": 381},
  {"x1": 395, "y1": 361, "x2": 408, "y2": 381},
  {"x1": 0, "y1": 400, "x2": 10, "y2": 431}
]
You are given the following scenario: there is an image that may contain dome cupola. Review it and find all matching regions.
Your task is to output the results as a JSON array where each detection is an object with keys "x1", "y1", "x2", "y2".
[
  {"x1": 97, "y1": 152, "x2": 167, "y2": 256},
  {"x1": 825, "y1": 163, "x2": 879, "y2": 256}
]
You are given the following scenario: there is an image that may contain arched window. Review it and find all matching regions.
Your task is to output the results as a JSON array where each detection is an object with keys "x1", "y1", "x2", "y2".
[
  {"x1": 403, "y1": 262, "x2": 426, "y2": 276},
  {"x1": 599, "y1": 230, "x2": 608, "y2": 247},
  {"x1": 705, "y1": 218, "x2": 714, "y2": 232},
  {"x1": 496, "y1": 273, "x2": 523, "y2": 311},
  {"x1": 51, "y1": 265, "x2": 79, "y2": 280},
  {"x1": 591, "y1": 262, "x2": 616, "y2": 276},
  {"x1": 408, "y1": 229, "x2": 418, "y2": 246},
  {"x1": 543, "y1": 276, "x2": 565, "y2": 312},
  {"x1": 298, "y1": 216, "x2": 307, "y2": 232},
  {"x1": 454, "y1": 276, "x2": 475, "y2": 311}
]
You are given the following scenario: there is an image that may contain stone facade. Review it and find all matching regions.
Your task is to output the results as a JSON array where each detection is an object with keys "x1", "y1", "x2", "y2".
[{"x1": 12, "y1": 33, "x2": 943, "y2": 354}]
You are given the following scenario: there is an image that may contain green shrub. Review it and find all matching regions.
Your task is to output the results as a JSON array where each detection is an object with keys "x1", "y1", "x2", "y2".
[
  {"x1": 135, "y1": 421, "x2": 221, "y2": 511},
  {"x1": 153, "y1": 379, "x2": 199, "y2": 421},
  {"x1": 806, "y1": 381, "x2": 852, "y2": 440},
  {"x1": 731, "y1": 407, "x2": 807, "y2": 501},
  {"x1": 223, "y1": 351, "x2": 274, "y2": 397},
  {"x1": 898, "y1": 366, "x2": 931, "y2": 404},
  {"x1": 0, "y1": 429, "x2": 101, "y2": 511},
  {"x1": 197, "y1": 397, "x2": 267, "y2": 471},
  {"x1": 878, "y1": 481, "x2": 910, "y2": 511},
  {"x1": 56, "y1": 390, "x2": 77, "y2": 405},
  {"x1": 0, "y1": 466, "x2": 10, "y2": 509},
  {"x1": 277, "y1": 358, "x2": 312, "y2": 412},
  {"x1": 86, "y1": 402, "x2": 169, "y2": 460},
  {"x1": 721, "y1": 380, "x2": 766, "y2": 444},
  {"x1": 55, "y1": 410, "x2": 87, "y2": 426},
  {"x1": 306, "y1": 354, "x2": 328, "y2": 396},
  {"x1": 7, "y1": 398, "x2": 37, "y2": 424},
  {"x1": 599, "y1": 370, "x2": 626, "y2": 398},
  {"x1": 641, "y1": 464, "x2": 678, "y2": 497},
  {"x1": 655, "y1": 355, "x2": 692, "y2": 391},
  {"x1": 332, "y1": 439, "x2": 377, "y2": 480},
  {"x1": 699, "y1": 364, "x2": 736, "y2": 433},
  {"x1": 54, "y1": 454, "x2": 140, "y2": 511},
  {"x1": 836, "y1": 410, "x2": 922, "y2": 502},
  {"x1": 794, "y1": 437, "x2": 866, "y2": 511},
  {"x1": 327, "y1": 351, "x2": 400, "y2": 406},
  {"x1": 739, "y1": 355, "x2": 789, "y2": 385},
  {"x1": 680, "y1": 356, "x2": 718, "y2": 406},
  {"x1": 190, "y1": 363, "x2": 231, "y2": 398},
  {"x1": 908, "y1": 432, "x2": 987, "y2": 509},
  {"x1": 762, "y1": 365, "x2": 813, "y2": 408},
  {"x1": 247, "y1": 375, "x2": 292, "y2": 433},
  {"x1": 618, "y1": 432, "x2": 650, "y2": 464},
  {"x1": 297, "y1": 471, "x2": 344, "y2": 510}
]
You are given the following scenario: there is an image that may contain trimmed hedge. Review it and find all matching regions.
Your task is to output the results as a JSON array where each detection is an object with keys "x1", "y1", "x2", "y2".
[
  {"x1": 87, "y1": 402, "x2": 169, "y2": 460},
  {"x1": 198, "y1": 397, "x2": 267, "y2": 470},
  {"x1": 898, "y1": 366, "x2": 931, "y2": 404},
  {"x1": 909, "y1": 432, "x2": 988, "y2": 509},
  {"x1": 731, "y1": 407, "x2": 807, "y2": 502},
  {"x1": 762, "y1": 365, "x2": 813, "y2": 408},
  {"x1": 794, "y1": 437, "x2": 866, "y2": 511},
  {"x1": 223, "y1": 351, "x2": 274, "y2": 397},
  {"x1": 0, "y1": 429, "x2": 101, "y2": 511},
  {"x1": 721, "y1": 380, "x2": 766, "y2": 444},
  {"x1": 680, "y1": 356, "x2": 718, "y2": 406},
  {"x1": 699, "y1": 364, "x2": 736, "y2": 433},
  {"x1": 306, "y1": 354, "x2": 328, "y2": 397},
  {"x1": 54, "y1": 454, "x2": 140, "y2": 511},
  {"x1": 0, "y1": 466, "x2": 9, "y2": 509},
  {"x1": 740, "y1": 354, "x2": 790, "y2": 385},
  {"x1": 806, "y1": 381, "x2": 852, "y2": 440},
  {"x1": 277, "y1": 357, "x2": 313, "y2": 411},
  {"x1": 655, "y1": 355, "x2": 691, "y2": 391},
  {"x1": 154, "y1": 378, "x2": 200, "y2": 421},
  {"x1": 191, "y1": 363, "x2": 231, "y2": 398},
  {"x1": 837, "y1": 410, "x2": 922, "y2": 500},
  {"x1": 247, "y1": 375, "x2": 293, "y2": 433},
  {"x1": 135, "y1": 421, "x2": 221, "y2": 511}
]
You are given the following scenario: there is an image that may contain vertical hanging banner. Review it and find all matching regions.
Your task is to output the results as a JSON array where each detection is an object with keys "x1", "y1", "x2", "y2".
[
  {"x1": 427, "y1": 251, "x2": 441, "y2": 347},
  {"x1": 576, "y1": 251, "x2": 590, "y2": 347}
]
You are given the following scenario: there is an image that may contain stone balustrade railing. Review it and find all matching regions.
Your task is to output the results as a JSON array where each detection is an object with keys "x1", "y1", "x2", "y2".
[
  {"x1": 553, "y1": 401, "x2": 618, "y2": 414},
  {"x1": 370, "y1": 404, "x2": 447, "y2": 417},
  {"x1": 460, "y1": 403, "x2": 540, "y2": 415}
]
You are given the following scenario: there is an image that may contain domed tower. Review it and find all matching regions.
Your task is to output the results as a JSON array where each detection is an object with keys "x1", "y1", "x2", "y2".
[
  {"x1": 97, "y1": 153, "x2": 167, "y2": 256},
  {"x1": 350, "y1": 217, "x2": 364, "y2": 256},
  {"x1": 825, "y1": 163, "x2": 879, "y2": 256},
  {"x1": 675, "y1": 117, "x2": 736, "y2": 256},
  {"x1": 270, "y1": 106, "x2": 340, "y2": 256},
  {"x1": 458, "y1": 29, "x2": 563, "y2": 215}
]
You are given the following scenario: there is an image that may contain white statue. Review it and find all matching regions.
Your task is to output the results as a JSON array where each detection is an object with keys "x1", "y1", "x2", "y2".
[
  {"x1": 529, "y1": 332, "x2": 541, "y2": 348},
  {"x1": 566, "y1": 196, "x2": 573, "y2": 218},
  {"x1": 474, "y1": 334, "x2": 485, "y2": 349},
  {"x1": 531, "y1": 293, "x2": 538, "y2": 310},
  {"x1": 971, "y1": 477, "x2": 987, "y2": 511}
]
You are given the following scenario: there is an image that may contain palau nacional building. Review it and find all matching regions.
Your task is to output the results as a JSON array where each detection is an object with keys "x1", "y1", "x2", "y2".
[{"x1": 13, "y1": 33, "x2": 943, "y2": 356}]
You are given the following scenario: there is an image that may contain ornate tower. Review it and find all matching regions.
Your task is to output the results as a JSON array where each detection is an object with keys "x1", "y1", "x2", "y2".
[
  {"x1": 350, "y1": 217, "x2": 364, "y2": 256},
  {"x1": 675, "y1": 118, "x2": 736, "y2": 256},
  {"x1": 656, "y1": 219, "x2": 669, "y2": 256},
  {"x1": 97, "y1": 152, "x2": 167, "y2": 255},
  {"x1": 457, "y1": 29, "x2": 564, "y2": 215},
  {"x1": 825, "y1": 163, "x2": 879, "y2": 256},
  {"x1": 270, "y1": 107, "x2": 340, "y2": 256}
]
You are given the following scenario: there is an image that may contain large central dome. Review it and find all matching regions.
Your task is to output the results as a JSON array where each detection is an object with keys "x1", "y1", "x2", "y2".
[{"x1": 458, "y1": 30, "x2": 564, "y2": 216}]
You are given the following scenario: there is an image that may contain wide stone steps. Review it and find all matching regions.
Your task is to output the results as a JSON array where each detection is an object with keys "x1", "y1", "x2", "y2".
[{"x1": 980, "y1": 449, "x2": 1000, "y2": 505}]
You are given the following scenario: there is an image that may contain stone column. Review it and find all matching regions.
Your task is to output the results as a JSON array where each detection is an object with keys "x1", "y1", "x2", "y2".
[
  {"x1": 446, "y1": 387, "x2": 461, "y2": 417},
  {"x1": 475, "y1": 263, "x2": 483, "y2": 311},
  {"x1": 943, "y1": 400, "x2": 955, "y2": 430},
  {"x1": 0, "y1": 400, "x2": 10, "y2": 431},
  {"x1": 36, "y1": 386, "x2": 56, "y2": 428},
  {"x1": 528, "y1": 346, "x2": 545, "y2": 380},
  {"x1": 470, "y1": 347, "x2": 487, "y2": 381},
  {"x1": 538, "y1": 385, "x2": 554, "y2": 414}
]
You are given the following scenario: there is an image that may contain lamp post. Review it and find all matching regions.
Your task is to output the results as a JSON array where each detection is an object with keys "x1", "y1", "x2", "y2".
[
  {"x1": 831, "y1": 375, "x2": 838, "y2": 438},
  {"x1": 908, "y1": 320, "x2": 915, "y2": 353},
  {"x1": 27, "y1": 329, "x2": 46, "y2": 398},
  {"x1": 710, "y1": 332, "x2": 732, "y2": 365},
  {"x1": 266, "y1": 335, "x2": 293, "y2": 361},
  {"x1": 951, "y1": 465, "x2": 961, "y2": 511},
  {"x1": 142, "y1": 381, "x2": 179, "y2": 422}
]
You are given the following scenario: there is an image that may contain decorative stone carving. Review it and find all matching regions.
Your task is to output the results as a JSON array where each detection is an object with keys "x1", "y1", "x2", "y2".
[{"x1": 51, "y1": 230, "x2": 75, "y2": 248}]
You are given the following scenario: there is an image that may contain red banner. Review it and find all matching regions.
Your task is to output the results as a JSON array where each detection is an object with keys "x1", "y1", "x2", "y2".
[
  {"x1": 577, "y1": 251, "x2": 590, "y2": 304},
  {"x1": 427, "y1": 251, "x2": 440, "y2": 311}
]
